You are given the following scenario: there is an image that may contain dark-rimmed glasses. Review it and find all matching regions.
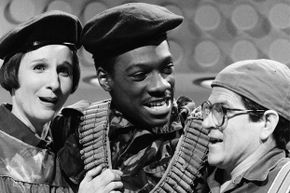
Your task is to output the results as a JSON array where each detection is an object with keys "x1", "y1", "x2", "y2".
[{"x1": 201, "y1": 101, "x2": 265, "y2": 128}]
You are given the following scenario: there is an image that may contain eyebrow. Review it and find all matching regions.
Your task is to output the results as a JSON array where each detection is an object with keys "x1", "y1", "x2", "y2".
[
  {"x1": 160, "y1": 56, "x2": 173, "y2": 67},
  {"x1": 126, "y1": 56, "x2": 173, "y2": 70},
  {"x1": 30, "y1": 58, "x2": 47, "y2": 63},
  {"x1": 210, "y1": 100, "x2": 229, "y2": 107}
]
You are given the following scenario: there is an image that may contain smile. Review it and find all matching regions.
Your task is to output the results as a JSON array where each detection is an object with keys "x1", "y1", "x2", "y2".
[
  {"x1": 146, "y1": 100, "x2": 167, "y2": 107},
  {"x1": 144, "y1": 98, "x2": 171, "y2": 114}
]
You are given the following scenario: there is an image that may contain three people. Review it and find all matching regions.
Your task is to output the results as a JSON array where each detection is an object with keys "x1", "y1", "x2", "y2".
[
  {"x1": 201, "y1": 59, "x2": 290, "y2": 192},
  {"x1": 0, "y1": 10, "x2": 122, "y2": 193},
  {"x1": 2, "y1": 3, "x2": 289, "y2": 193}
]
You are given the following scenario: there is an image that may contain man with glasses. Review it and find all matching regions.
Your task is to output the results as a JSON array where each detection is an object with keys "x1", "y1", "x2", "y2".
[{"x1": 200, "y1": 59, "x2": 290, "y2": 193}]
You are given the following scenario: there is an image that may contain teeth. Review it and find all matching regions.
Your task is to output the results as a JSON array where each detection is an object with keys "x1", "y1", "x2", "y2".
[
  {"x1": 148, "y1": 100, "x2": 166, "y2": 107},
  {"x1": 144, "y1": 99, "x2": 171, "y2": 114}
]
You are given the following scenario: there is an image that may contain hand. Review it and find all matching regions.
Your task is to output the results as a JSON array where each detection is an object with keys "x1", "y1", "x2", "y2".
[
  {"x1": 78, "y1": 166, "x2": 123, "y2": 193},
  {"x1": 190, "y1": 105, "x2": 203, "y2": 120}
]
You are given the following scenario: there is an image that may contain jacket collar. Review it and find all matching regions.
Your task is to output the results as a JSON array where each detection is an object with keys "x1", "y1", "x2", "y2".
[
  {"x1": 207, "y1": 147, "x2": 286, "y2": 192},
  {"x1": 0, "y1": 104, "x2": 51, "y2": 148}
]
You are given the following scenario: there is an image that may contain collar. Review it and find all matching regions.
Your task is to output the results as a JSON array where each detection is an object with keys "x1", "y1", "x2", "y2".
[
  {"x1": 0, "y1": 104, "x2": 51, "y2": 148},
  {"x1": 242, "y1": 147, "x2": 286, "y2": 181},
  {"x1": 207, "y1": 147, "x2": 286, "y2": 191}
]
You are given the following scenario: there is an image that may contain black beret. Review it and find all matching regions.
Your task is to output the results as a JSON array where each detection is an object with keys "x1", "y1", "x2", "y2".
[
  {"x1": 0, "y1": 10, "x2": 82, "y2": 60},
  {"x1": 82, "y1": 3, "x2": 183, "y2": 61}
]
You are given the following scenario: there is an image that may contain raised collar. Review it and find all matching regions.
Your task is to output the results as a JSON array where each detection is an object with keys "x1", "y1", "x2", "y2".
[
  {"x1": 0, "y1": 104, "x2": 51, "y2": 148},
  {"x1": 207, "y1": 147, "x2": 286, "y2": 192},
  {"x1": 242, "y1": 147, "x2": 286, "y2": 181}
]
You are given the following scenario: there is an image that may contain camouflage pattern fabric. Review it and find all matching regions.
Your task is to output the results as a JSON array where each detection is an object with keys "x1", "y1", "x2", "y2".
[{"x1": 78, "y1": 98, "x2": 209, "y2": 193}]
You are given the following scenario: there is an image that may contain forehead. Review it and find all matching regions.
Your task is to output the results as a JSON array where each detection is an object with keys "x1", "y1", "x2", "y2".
[
  {"x1": 208, "y1": 86, "x2": 243, "y2": 107},
  {"x1": 21, "y1": 44, "x2": 73, "y2": 62},
  {"x1": 114, "y1": 40, "x2": 171, "y2": 69}
]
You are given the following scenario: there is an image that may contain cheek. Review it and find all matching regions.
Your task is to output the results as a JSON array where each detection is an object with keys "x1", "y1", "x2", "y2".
[
  {"x1": 60, "y1": 78, "x2": 74, "y2": 94},
  {"x1": 17, "y1": 79, "x2": 39, "y2": 96},
  {"x1": 223, "y1": 128, "x2": 238, "y2": 151},
  {"x1": 118, "y1": 82, "x2": 144, "y2": 98},
  {"x1": 224, "y1": 124, "x2": 252, "y2": 152},
  {"x1": 18, "y1": 69, "x2": 47, "y2": 91}
]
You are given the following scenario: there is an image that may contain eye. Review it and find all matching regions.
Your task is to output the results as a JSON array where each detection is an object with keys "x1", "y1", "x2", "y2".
[
  {"x1": 58, "y1": 65, "x2": 73, "y2": 77},
  {"x1": 212, "y1": 103, "x2": 225, "y2": 115},
  {"x1": 33, "y1": 64, "x2": 46, "y2": 72},
  {"x1": 130, "y1": 71, "x2": 148, "y2": 81},
  {"x1": 162, "y1": 63, "x2": 174, "y2": 74}
]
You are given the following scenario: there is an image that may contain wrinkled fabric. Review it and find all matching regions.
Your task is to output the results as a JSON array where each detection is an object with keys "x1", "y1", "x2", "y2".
[
  {"x1": 0, "y1": 104, "x2": 74, "y2": 193},
  {"x1": 204, "y1": 147, "x2": 289, "y2": 193},
  {"x1": 109, "y1": 104, "x2": 183, "y2": 192},
  {"x1": 51, "y1": 108, "x2": 84, "y2": 185}
]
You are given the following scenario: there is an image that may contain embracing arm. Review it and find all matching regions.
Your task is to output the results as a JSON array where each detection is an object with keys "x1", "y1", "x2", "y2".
[
  {"x1": 50, "y1": 100, "x2": 90, "y2": 185},
  {"x1": 78, "y1": 165, "x2": 123, "y2": 193}
]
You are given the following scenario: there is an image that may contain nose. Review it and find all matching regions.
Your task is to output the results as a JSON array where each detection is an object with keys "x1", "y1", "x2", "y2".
[
  {"x1": 148, "y1": 72, "x2": 171, "y2": 94},
  {"x1": 47, "y1": 71, "x2": 60, "y2": 91},
  {"x1": 202, "y1": 114, "x2": 216, "y2": 131}
]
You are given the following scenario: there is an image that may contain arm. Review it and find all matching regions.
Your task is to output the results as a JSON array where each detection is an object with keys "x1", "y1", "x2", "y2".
[{"x1": 50, "y1": 100, "x2": 90, "y2": 185}]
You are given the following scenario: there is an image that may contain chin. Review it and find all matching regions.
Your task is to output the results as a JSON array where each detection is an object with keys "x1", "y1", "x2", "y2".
[
  {"x1": 36, "y1": 111, "x2": 55, "y2": 122},
  {"x1": 208, "y1": 155, "x2": 224, "y2": 168},
  {"x1": 150, "y1": 117, "x2": 170, "y2": 127}
]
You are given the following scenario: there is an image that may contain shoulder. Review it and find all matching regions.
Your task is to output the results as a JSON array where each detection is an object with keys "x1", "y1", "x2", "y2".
[
  {"x1": 57, "y1": 99, "x2": 110, "y2": 117},
  {"x1": 267, "y1": 157, "x2": 290, "y2": 193},
  {"x1": 61, "y1": 100, "x2": 91, "y2": 114}
]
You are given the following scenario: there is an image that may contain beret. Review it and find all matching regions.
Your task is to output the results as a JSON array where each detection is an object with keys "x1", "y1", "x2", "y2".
[
  {"x1": 0, "y1": 10, "x2": 82, "y2": 60},
  {"x1": 82, "y1": 2, "x2": 183, "y2": 60},
  {"x1": 212, "y1": 59, "x2": 290, "y2": 121}
]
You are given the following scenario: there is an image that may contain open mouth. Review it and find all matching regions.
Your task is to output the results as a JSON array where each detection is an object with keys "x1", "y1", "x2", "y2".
[
  {"x1": 39, "y1": 97, "x2": 58, "y2": 104},
  {"x1": 209, "y1": 137, "x2": 223, "y2": 144},
  {"x1": 144, "y1": 98, "x2": 171, "y2": 114}
]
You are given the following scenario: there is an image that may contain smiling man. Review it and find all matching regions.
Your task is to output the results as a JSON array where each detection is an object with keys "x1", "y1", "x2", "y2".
[
  {"x1": 97, "y1": 39, "x2": 174, "y2": 128},
  {"x1": 54, "y1": 3, "x2": 209, "y2": 193},
  {"x1": 201, "y1": 59, "x2": 290, "y2": 193}
]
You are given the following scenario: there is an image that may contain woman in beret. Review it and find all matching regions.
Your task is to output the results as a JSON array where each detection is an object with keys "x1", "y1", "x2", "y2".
[{"x1": 0, "y1": 10, "x2": 123, "y2": 193}]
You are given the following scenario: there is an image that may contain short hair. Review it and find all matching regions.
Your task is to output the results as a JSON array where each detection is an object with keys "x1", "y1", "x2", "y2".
[
  {"x1": 94, "y1": 56, "x2": 116, "y2": 76},
  {"x1": 0, "y1": 49, "x2": 80, "y2": 94},
  {"x1": 241, "y1": 96, "x2": 290, "y2": 150}
]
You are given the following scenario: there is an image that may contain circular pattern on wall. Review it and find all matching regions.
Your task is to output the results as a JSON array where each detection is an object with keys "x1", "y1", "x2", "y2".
[
  {"x1": 1, "y1": 0, "x2": 290, "y2": 76},
  {"x1": 46, "y1": 0, "x2": 73, "y2": 13},
  {"x1": 8, "y1": 0, "x2": 36, "y2": 23},
  {"x1": 194, "y1": 40, "x2": 221, "y2": 68}
]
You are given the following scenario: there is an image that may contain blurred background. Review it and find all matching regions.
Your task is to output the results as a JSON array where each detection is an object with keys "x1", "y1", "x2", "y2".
[{"x1": 0, "y1": 0, "x2": 290, "y2": 106}]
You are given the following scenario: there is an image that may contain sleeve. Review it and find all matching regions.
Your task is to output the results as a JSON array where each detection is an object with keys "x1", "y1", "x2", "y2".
[{"x1": 50, "y1": 107, "x2": 85, "y2": 185}]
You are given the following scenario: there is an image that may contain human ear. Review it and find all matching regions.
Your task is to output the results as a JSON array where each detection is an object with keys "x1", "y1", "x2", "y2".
[
  {"x1": 97, "y1": 67, "x2": 112, "y2": 92},
  {"x1": 260, "y1": 110, "x2": 279, "y2": 141}
]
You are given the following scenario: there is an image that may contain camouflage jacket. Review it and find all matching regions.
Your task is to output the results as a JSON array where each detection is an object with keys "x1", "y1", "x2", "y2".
[{"x1": 52, "y1": 97, "x2": 209, "y2": 193}]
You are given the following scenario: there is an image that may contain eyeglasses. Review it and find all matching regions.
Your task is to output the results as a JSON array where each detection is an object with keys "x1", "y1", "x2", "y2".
[{"x1": 201, "y1": 101, "x2": 265, "y2": 128}]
